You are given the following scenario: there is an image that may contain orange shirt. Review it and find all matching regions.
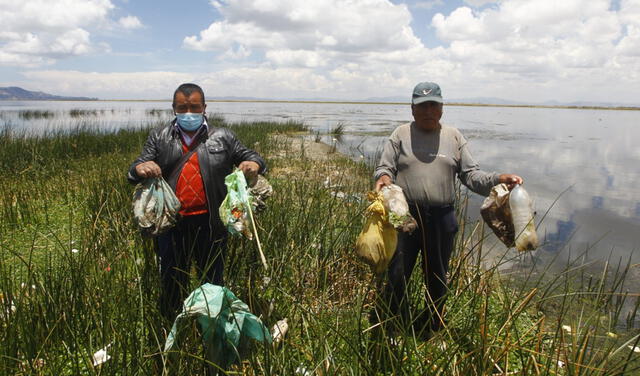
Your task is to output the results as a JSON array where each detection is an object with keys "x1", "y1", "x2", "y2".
[{"x1": 175, "y1": 142, "x2": 208, "y2": 216}]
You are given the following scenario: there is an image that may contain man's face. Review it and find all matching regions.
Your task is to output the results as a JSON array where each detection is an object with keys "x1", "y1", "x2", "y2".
[
  {"x1": 412, "y1": 101, "x2": 443, "y2": 130},
  {"x1": 173, "y1": 91, "x2": 206, "y2": 114}
]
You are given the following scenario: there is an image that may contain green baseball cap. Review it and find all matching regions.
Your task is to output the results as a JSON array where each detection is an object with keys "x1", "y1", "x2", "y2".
[{"x1": 412, "y1": 82, "x2": 443, "y2": 104}]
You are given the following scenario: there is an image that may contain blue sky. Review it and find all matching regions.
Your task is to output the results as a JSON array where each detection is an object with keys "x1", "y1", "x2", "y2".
[{"x1": 0, "y1": 0, "x2": 638, "y2": 103}]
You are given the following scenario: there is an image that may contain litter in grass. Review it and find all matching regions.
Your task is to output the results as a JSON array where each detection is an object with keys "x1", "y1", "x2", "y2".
[
  {"x1": 271, "y1": 318, "x2": 289, "y2": 345},
  {"x1": 92, "y1": 343, "x2": 112, "y2": 367},
  {"x1": 165, "y1": 284, "x2": 271, "y2": 371}
]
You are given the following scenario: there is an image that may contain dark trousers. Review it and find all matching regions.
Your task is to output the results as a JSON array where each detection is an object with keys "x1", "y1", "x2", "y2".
[
  {"x1": 383, "y1": 204, "x2": 458, "y2": 331},
  {"x1": 156, "y1": 214, "x2": 227, "y2": 322}
]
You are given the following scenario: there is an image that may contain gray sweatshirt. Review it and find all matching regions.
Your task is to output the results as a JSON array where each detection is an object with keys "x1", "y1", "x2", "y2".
[{"x1": 374, "y1": 122, "x2": 499, "y2": 206}]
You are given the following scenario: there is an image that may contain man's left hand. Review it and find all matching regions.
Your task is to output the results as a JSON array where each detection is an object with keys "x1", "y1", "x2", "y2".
[
  {"x1": 498, "y1": 174, "x2": 523, "y2": 190},
  {"x1": 239, "y1": 161, "x2": 260, "y2": 183}
]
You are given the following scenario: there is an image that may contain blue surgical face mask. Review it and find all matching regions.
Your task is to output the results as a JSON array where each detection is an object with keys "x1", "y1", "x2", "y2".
[{"x1": 176, "y1": 112, "x2": 203, "y2": 131}]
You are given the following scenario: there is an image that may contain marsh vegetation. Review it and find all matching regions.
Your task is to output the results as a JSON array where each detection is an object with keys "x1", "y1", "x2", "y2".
[{"x1": 0, "y1": 118, "x2": 639, "y2": 375}]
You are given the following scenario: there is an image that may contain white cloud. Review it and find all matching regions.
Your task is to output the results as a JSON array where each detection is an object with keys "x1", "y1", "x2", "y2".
[
  {"x1": 414, "y1": 0, "x2": 444, "y2": 10},
  {"x1": 428, "y1": 0, "x2": 640, "y2": 102},
  {"x1": 118, "y1": 15, "x2": 143, "y2": 30},
  {"x1": 265, "y1": 50, "x2": 328, "y2": 68},
  {"x1": 184, "y1": 0, "x2": 423, "y2": 63},
  {"x1": 0, "y1": 0, "x2": 139, "y2": 66},
  {"x1": 20, "y1": 70, "x2": 194, "y2": 99},
  {"x1": 8, "y1": 0, "x2": 640, "y2": 103}
]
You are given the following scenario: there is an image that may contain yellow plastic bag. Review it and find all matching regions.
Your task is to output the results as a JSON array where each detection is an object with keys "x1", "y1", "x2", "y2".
[{"x1": 355, "y1": 192, "x2": 397, "y2": 275}]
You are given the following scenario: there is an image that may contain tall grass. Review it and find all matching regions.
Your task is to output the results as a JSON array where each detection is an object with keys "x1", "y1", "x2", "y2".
[{"x1": 0, "y1": 118, "x2": 639, "y2": 375}]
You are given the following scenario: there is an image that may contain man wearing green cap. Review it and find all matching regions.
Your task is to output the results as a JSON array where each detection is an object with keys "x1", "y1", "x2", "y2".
[{"x1": 374, "y1": 81, "x2": 522, "y2": 336}]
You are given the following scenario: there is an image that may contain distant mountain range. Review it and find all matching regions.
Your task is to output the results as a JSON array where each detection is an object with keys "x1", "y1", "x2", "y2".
[
  {"x1": 0, "y1": 86, "x2": 97, "y2": 101},
  {"x1": 1, "y1": 86, "x2": 637, "y2": 108}
]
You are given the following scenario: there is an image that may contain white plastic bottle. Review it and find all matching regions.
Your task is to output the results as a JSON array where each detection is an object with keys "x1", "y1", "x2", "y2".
[{"x1": 509, "y1": 184, "x2": 539, "y2": 251}]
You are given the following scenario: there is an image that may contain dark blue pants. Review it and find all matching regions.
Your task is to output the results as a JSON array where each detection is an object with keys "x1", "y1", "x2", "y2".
[
  {"x1": 156, "y1": 214, "x2": 227, "y2": 321},
  {"x1": 384, "y1": 204, "x2": 458, "y2": 331}
]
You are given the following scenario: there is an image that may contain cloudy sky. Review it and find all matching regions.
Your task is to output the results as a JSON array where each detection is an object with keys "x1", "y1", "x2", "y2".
[{"x1": 0, "y1": 0, "x2": 639, "y2": 103}]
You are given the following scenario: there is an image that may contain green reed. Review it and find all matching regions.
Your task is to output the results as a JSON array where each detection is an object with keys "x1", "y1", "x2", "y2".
[
  {"x1": 18, "y1": 110, "x2": 55, "y2": 120},
  {"x1": 0, "y1": 119, "x2": 638, "y2": 375}
]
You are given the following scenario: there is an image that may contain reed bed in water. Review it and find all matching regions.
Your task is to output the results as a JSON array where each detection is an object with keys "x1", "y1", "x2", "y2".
[
  {"x1": 17, "y1": 110, "x2": 56, "y2": 120},
  {"x1": 0, "y1": 119, "x2": 639, "y2": 375}
]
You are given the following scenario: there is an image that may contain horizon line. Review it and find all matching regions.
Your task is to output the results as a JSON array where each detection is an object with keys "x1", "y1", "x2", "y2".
[{"x1": 3, "y1": 98, "x2": 638, "y2": 111}]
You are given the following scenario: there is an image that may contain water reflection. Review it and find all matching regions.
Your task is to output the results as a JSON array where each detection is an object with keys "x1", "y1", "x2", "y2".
[{"x1": 1, "y1": 100, "x2": 639, "y2": 268}]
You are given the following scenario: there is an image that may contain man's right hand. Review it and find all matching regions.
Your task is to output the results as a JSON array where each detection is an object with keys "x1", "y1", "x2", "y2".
[
  {"x1": 135, "y1": 161, "x2": 162, "y2": 178},
  {"x1": 375, "y1": 175, "x2": 392, "y2": 191}
]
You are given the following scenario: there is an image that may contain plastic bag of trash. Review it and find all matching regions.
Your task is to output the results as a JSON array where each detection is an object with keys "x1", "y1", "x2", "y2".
[
  {"x1": 480, "y1": 183, "x2": 538, "y2": 251},
  {"x1": 165, "y1": 283, "x2": 271, "y2": 371},
  {"x1": 249, "y1": 175, "x2": 273, "y2": 212},
  {"x1": 219, "y1": 169, "x2": 254, "y2": 239},
  {"x1": 132, "y1": 177, "x2": 180, "y2": 237},
  {"x1": 355, "y1": 192, "x2": 397, "y2": 274},
  {"x1": 380, "y1": 184, "x2": 417, "y2": 233}
]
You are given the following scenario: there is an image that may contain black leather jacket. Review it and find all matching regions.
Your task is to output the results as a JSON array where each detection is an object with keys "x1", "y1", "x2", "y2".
[{"x1": 128, "y1": 120, "x2": 266, "y2": 235}]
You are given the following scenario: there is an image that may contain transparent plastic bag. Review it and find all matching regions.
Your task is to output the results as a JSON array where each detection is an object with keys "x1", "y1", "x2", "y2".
[
  {"x1": 480, "y1": 183, "x2": 538, "y2": 251},
  {"x1": 132, "y1": 177, "x2": 180, "y2": 237},
  {"x1": 380, "y1": 184, "x2": 417, "y2": 233},
  {"x1": 219, "y1": 169, "x2": 254, "y2": 239}
]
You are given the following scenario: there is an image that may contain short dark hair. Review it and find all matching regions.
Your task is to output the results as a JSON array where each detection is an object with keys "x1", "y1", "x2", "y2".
[{"x1": 172, "y1": 83, "x2": 205, "y2": 108}]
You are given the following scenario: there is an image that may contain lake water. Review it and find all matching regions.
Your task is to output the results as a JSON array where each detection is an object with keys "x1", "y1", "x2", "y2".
[{"x1": 2, "y1": 100, "x2": 639, "y2": 273}]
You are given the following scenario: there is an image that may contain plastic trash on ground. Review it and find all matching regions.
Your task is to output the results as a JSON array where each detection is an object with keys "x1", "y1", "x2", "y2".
[
  {"x1": 165, "y1": 283, "x2": 271, "y2": 370},
  {"x1": 380, "y1": 184, "x2": 417, "y2": 233},
  {"x1": 481, "y1": 183, "x2": 538, "y2": 251},
  {"x1": 355, "y1": 192, "x2": 397, "y2": 274},
  {"x1": 92, "y1": 343, "x2": 112, "y2": 367},
  {"x1": 219, "y1": 169, "x2": 254, "y2": 239},
  {"x1": 132, "y1": 177, "x2": 180, "y2": 237},
  {"x1": 271, "y1": 318, "x2": 289, "y2": 345}
]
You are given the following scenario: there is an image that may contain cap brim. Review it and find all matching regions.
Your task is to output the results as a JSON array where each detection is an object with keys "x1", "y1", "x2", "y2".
[{"x1": 412, "y1": 96, "x2": 443, "y2": 105}]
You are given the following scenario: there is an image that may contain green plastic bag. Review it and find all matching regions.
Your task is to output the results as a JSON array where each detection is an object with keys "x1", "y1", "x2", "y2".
[
  {"x1": 219, "y1": 169, "x2": 254, "y2": 239},
  {"x1": 165, "y1": 284, "x2": 271, "y2": 370}
]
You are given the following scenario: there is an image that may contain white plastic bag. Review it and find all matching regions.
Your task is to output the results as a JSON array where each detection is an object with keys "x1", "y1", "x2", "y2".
[{"x1": 380, "y1": 184, "x2": 417, "y2": 233}]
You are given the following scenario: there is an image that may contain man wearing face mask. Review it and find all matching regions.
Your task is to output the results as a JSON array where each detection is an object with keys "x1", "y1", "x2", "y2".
[{"x1": 128, "y1": 83, "x2": 265, "y2": 321}]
